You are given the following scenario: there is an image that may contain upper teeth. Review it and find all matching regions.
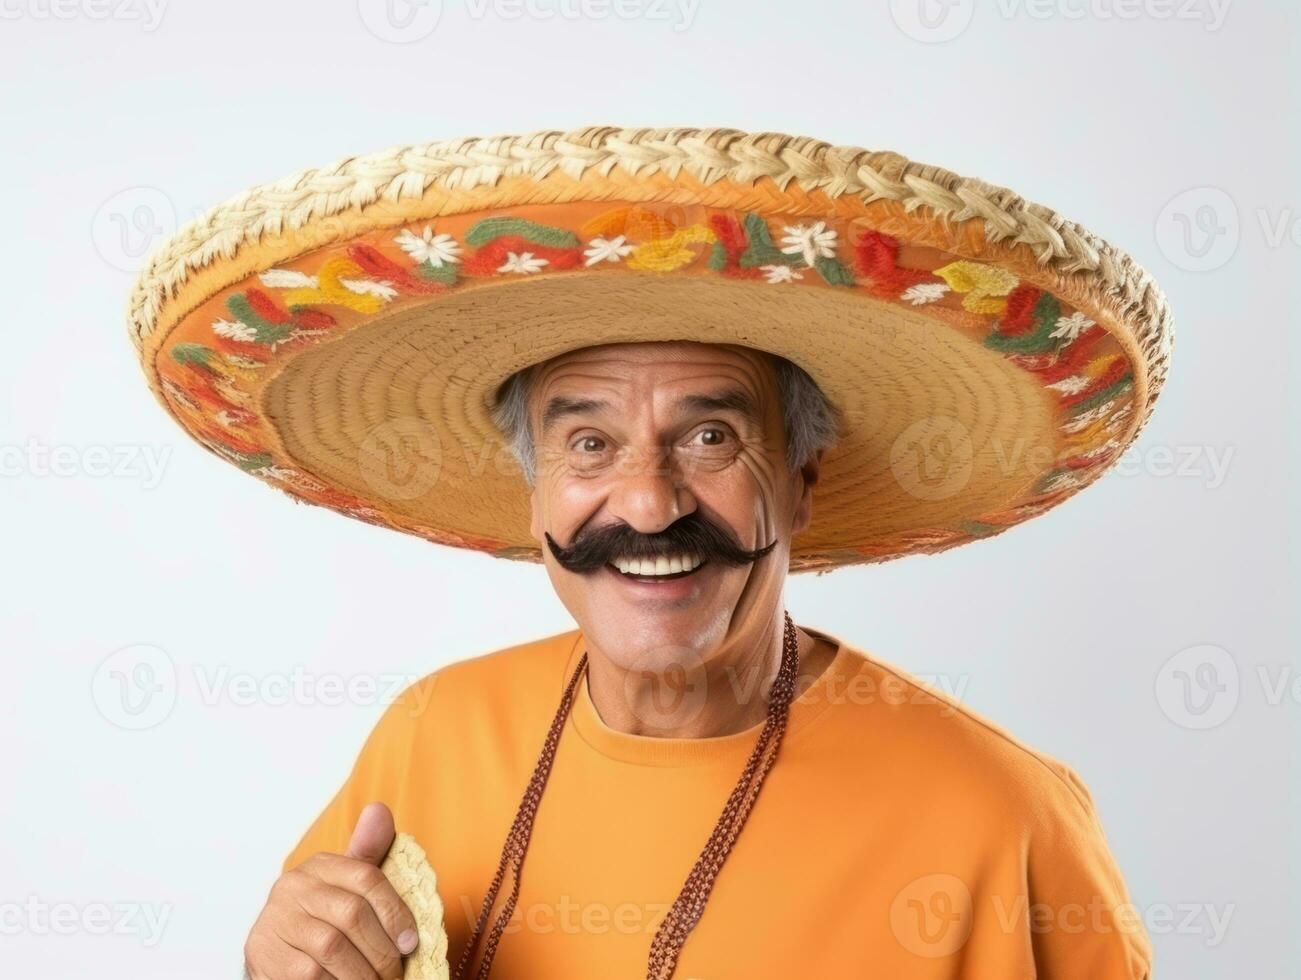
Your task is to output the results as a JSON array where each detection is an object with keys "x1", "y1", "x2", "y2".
[{"x1": 613, "y1": 554, "x2": 702, "y2": 576}]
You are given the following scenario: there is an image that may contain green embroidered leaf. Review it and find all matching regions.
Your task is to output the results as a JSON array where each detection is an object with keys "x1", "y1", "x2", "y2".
[
  {"x1": 707, "y1": 240, "x2": 729, "y2": 271},
  {"x1": 984, "y1": 292, "x2": 1062, "y2": 355},
  {"x1": 239, "y1": 453, "x2": 274, "y2": 472},
  {"x1": 1066, "y1": 376, "x2": 1134, "y2": 417},
  {"x1": 226, "y1": 295, "x2": 293, "y2": 345},
  {"x1": 738, "y1": 213, "x2": 799, "y2": 268},
  {"x1": 958, "y1": 520, "x2": 1000, "y2": 538},
  {"x1": 417, "y1": 260, "x2": 459, "y2": 285},
  {"x1": 814, "y1": 257, "x2": 855, "y2": 287},
  {"x1": 464, "y1": 217, "x2": 579, "y2": 249},
  {"x1": 171, "y1": 343, "x2": 214, "y2": 368}
]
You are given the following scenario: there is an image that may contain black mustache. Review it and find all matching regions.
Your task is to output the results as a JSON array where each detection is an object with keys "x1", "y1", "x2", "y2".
[{"x1": 545, "y1": 512, "x2": 776, "y2": 574}]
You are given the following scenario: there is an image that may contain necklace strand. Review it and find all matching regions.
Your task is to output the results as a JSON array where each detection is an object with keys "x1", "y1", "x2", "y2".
[{"x1": 453, "y1": 612, "x2": 800, "y2": 980}]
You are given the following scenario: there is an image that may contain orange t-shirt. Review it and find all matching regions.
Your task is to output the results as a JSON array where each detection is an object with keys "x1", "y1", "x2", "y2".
[{"x1": 283, "y1": 626, "x2": 1152, "y2": 979}]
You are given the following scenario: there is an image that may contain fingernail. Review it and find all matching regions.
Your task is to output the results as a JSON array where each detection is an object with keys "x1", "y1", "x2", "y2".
[{"x1": 398, "y1": 929, "x2": 418, "y2": 954}]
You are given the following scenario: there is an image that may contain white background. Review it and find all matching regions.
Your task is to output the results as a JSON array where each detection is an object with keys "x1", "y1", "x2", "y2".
[{"x1": 1, "y1": 0, "x2": 1296, "y2": 976}]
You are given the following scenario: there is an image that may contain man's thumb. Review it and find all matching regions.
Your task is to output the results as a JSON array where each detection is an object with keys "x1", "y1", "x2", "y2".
[{"x1": 346, "y1": 801, "x2": 396, "y2": 865}]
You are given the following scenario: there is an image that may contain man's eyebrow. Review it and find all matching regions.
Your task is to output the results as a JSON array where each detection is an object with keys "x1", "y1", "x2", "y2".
[
  {"x1": 676, "y1": 389, "x2": 762, "y2": 427},
  {"x1": 541, "y1": 396, "x2": 609, "y2": 437}
]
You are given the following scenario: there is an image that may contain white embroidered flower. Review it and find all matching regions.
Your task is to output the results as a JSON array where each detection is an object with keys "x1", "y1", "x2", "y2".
[
  {"x1": 1045, "y1": 375, "x2": 1092, "y2": 395},
  {"x1": 1060, "y1": 401, "x2": 1114, "y2": 433},
  {"x1": 761, "y1": 264, "x2": 803, "y2": 284},
  {"x1": 498, "y1": 251, "x2": 548, "y2": 275},
  {"x1": 396, "y1": 225, "x2": 462, "y2": 267},
  {"x1": 901, "y1": 282, "x2": 950, "y2": 306},
  {"x1": 780, "y1": 221, "x2": 838, "y2": 266},
  {"x1": 584, "y1": 235, "x2": 633, "y2": 266},
  {"x1": 213, "y1": 318, "x2": 257, "y2": 342},
  {"x1": 340, "y1": 278, "x2": 398, "y2": 300},
  {"x1": 259, "y1": 268, "x2": 316, "y2": 289},
  {"x1": 1103, "y1": 405, "x2": 1134, "y2": 432},
  {"x1": 1049, "y1": 311, "x2": 1095, "y2": 344}
]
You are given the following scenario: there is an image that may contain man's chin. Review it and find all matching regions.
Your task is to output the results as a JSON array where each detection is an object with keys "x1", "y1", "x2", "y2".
[{"x1": 580, "y1": 562, "x2": 736, "y2": 658}]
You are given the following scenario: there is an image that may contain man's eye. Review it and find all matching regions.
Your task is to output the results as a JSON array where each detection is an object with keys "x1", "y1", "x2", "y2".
[
  {"x1": 688, "y1": 427, "x2": 730, "y2": 448},
  {"x1": 575, "y1": 436, "x2": 606, "y2": 453}
]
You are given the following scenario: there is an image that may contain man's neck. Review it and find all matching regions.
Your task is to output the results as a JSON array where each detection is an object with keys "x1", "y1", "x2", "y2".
[{"x1": 583, "y1": 616, "x2": 838, "y2": 738}]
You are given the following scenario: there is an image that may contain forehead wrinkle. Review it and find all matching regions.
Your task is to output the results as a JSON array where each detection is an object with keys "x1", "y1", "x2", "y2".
[{"x1": 531, "y1": 347, "x2": 779, "y2": 440}]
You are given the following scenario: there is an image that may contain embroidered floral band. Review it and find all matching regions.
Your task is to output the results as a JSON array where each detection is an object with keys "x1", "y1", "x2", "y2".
[{"x1": 155, "y1": 202, "x2": 1136, "y2": 569}]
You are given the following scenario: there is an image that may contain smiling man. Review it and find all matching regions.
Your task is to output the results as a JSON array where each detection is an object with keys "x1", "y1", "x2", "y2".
[
  {"x1": 128, "y1": 128, "x2": 1169, "y2": 980},
  {"x1": 243, "y1": 338, "x2": 1154, "y2": 980}
]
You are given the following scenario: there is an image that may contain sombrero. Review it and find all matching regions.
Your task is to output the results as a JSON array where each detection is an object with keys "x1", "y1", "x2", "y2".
[{"x1": 127, "y1": 127, "x2": 1173, "y2": 572}]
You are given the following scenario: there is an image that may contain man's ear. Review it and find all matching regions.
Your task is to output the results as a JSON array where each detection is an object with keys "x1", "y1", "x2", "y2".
[{"x1": 791, "y1": 450, "x2": 822, "y2": 537}]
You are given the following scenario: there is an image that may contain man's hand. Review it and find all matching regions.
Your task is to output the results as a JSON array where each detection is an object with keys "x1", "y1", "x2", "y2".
[{"x1": 244, "y1": 802, "x2": 419, "y2": 980}]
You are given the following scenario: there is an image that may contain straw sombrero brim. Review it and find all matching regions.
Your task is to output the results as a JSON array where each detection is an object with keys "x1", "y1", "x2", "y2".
[{"x1": 128, "y1": 127, "x2": 1173, "y2": 572}]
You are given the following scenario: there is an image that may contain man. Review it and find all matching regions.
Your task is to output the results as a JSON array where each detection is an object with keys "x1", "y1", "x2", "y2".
[{"x1": 127, "y1": 127, "x2": 1168, "y2": 979}]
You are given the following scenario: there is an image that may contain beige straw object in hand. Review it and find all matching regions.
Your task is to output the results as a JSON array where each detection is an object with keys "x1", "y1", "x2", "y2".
[{"x1": 381, "y1": 833, "x2": 451, "y2": 980}]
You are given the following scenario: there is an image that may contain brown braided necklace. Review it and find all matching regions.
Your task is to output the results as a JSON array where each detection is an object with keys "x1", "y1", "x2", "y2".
[{"x1": 452, "y1": 610, "x2": 801, "y2": 980}]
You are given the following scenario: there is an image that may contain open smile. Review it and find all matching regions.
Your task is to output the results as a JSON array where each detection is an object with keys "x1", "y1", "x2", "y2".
[{"x1": 604, "y1": 553, "x2": 711, "y2": 584}]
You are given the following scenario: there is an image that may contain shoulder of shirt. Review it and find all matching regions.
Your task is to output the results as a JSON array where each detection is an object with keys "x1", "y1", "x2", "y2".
[
  {"x1": 378, "y1": 627, "x2": 580, "y2": 733},
  {"x1": 824, "y1": 631, "x2": 1101, "y2": 823}
]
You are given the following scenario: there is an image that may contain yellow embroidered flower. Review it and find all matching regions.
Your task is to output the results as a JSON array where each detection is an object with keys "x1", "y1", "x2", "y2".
[{"x1": 933, "y1": 261, "x2": 1019, "y2": 314}]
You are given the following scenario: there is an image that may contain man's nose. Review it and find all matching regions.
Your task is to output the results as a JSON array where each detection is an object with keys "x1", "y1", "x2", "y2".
[{"x1": 606, "y1": 446, "x2": 695, "y2": 535}]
